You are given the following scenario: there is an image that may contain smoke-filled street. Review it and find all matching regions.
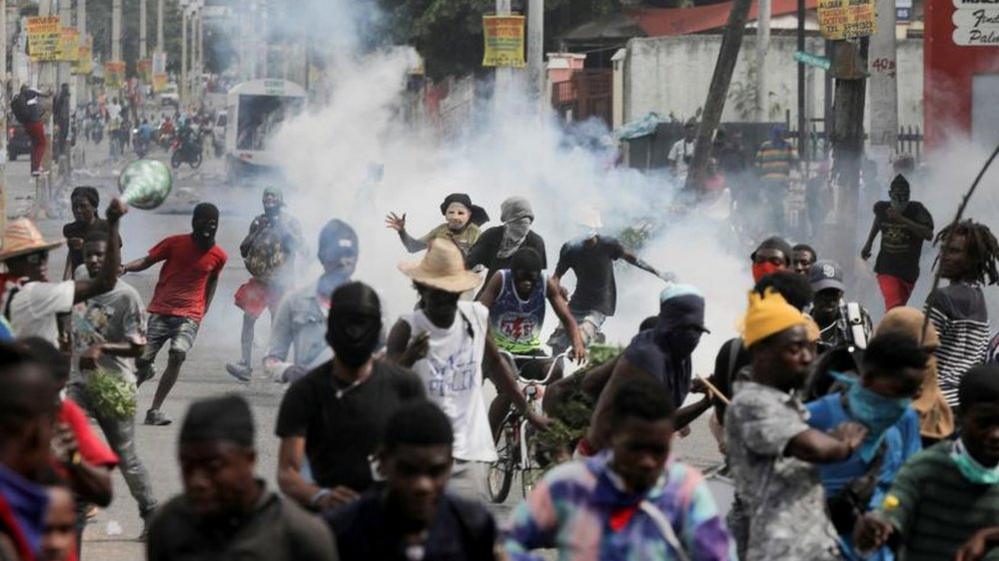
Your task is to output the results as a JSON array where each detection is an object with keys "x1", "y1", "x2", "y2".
[{"x1": 2, "y1": 0, "x2": 999, "y2": 560}]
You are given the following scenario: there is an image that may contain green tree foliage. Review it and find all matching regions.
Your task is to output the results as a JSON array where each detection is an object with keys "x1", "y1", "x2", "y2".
[{"x1": 378, "y1": 0, "x2": 625, "y2": 80}]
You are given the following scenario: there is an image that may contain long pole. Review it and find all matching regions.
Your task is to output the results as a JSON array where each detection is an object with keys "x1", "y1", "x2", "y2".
[
  {"x1": 76, "y1": 0, "x2": 87, "y2": 105},
  {"x1": 495, "y1": 0, "x2": 512, "y2": 103},
  {"x1": 181, "y1": 8, "x2": 188, "y2": 105},
  {"x1": 139, "y1": 0, "x2": 147, "y2": 59},
  {"x1": 156, "y1": 0, "x2": 163, "y2": 53},
  {"x1": 526, "y1": 0, "x2": 544, "y2": 103},
  {"x1": 111, "y1": 0, "x2": 121, "y2": 61},
  {"x1": 831, "y1": 38, "x2": 869, "y2": 273},
  {"x1": 685, "y1": 0, "x2": 756, "y2": 192},
  {"x1": 869, "y1": 0, "x2": 899, "y2": 161},
  {"x1": 755, "y1": 0, "x2": 772, "y2": 121},
  {"x1": 797, "y1": 0, "x2": 808, "y2": 161},
  {"x1": 0, "y1": 0, "x2": 7, "y2": 232}
]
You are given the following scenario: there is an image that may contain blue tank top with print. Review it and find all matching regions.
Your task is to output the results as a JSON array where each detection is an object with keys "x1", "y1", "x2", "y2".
[{"x1": 489, "y1": 270, "x2": 546, "y2": 354}]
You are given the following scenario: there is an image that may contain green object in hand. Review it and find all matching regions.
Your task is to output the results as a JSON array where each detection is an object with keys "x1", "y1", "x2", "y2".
[{"x1": 85, "y1": 369, "x2": 137, "y2": 420}]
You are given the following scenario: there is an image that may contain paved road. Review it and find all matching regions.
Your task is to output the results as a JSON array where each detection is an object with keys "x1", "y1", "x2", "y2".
[{"x1": 4, "y1": 143, "x2": 723, "y2": 560}]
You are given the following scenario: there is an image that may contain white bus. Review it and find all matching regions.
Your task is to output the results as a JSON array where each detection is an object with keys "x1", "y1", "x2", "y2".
[{"x1": 224, "y1": 79, "x2": 306, "y2": 184}]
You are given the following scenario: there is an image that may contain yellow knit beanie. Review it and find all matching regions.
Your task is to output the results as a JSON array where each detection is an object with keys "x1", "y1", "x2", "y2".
[{"x1": 742, "y1": 288, "x2": 808, "y2": 348}]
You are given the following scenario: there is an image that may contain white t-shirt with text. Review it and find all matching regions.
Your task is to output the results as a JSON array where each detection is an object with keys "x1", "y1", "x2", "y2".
[{"x1": 403, "y1": 301, "x2": 496, "y2": 462}]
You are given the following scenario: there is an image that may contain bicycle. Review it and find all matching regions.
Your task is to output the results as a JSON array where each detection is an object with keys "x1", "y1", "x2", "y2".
[{"x1": 486, "y1": 350, "x2": 579, "y2": 503}]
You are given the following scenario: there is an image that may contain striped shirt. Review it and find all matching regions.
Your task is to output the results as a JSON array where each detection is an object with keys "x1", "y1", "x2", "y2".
[
  {"x1": 503, "y1": 452, "x2": 735, "y2": 561},
  {"x1": 879, "y1": 442, "x2": 999, "y2": 561},
  {"x1": 926, "y1": 283, "x2": 990, "y2": 407},
  {"x1": 754, "y1": 141, "x2": 796, "y2": 182}
]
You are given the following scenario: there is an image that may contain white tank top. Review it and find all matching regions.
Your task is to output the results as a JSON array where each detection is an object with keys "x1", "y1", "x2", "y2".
[{"x1": 403, "y1": 301, "x2": 497, "y2": 462}]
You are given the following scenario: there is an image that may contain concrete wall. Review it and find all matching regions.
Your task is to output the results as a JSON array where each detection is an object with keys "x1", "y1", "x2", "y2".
[{"x1": 622, "y1": 34, "x2": 924, "y2": 131}]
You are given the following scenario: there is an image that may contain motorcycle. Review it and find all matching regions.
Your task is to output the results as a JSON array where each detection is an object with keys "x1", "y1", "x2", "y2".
[
  {"x1": 170, "y1": 131, "x2": 203, "y2": 169},
  {"x1": 132, "y1": 129, "x2": 150, "y2": 158}
]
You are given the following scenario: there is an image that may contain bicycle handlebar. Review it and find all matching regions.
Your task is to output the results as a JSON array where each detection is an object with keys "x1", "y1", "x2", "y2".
[{"x1": 496, "y1": 349, "x2": 575, "y2": 386}]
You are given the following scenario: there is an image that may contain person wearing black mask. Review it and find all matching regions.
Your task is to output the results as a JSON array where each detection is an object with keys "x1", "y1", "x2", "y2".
[
  {"x1": 124, "y1": 203, "x2": 228, "y2": 426},
  {"x1": 577, "y1": 284, "x2": 712, "y2": 456},
  {"x1": 275, "y1": 282, "x2": 425, "y2": 513},
  {"x1": 265, "y1": 219, "x2": 358, "y2": 384}
]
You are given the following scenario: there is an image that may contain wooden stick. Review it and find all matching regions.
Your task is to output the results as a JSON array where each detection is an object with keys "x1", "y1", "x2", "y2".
[
  {"x1": 920, "y1": 143, "x2": 999, "y2": 344},
  {"x1": 697, "y1": 376, "x2": 731, "y2": 406}
]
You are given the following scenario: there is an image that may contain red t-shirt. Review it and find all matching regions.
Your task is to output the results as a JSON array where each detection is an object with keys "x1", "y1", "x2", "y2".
[
  {"x1": 146, "y1": 234, "x2": 228, "y2": 322},
  {"x1": 58, "y1": 400, "x2": 119, "y2": 469}
]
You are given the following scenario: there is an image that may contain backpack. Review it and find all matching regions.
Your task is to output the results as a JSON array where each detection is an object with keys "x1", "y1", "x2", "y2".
[{"x1": 10, "y1": 94, "x2": 30, "y2": 124}]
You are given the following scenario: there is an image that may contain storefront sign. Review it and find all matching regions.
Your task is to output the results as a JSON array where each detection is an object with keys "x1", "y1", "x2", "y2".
[
  {"x1": 27, "y1": 16, "x2": 60, "y2": 61},
  {"x1": 818, "y1": 0, "x2": 877, "y2": 39},
  {"x1": 482, "y1": 15, "x2": 526, "y2": 68},
  {"x1": 105, "y1": 60, "x2": 126, "y2": 89},
  {"x1": 953, "y1": 6, "x2": 999, "y2": 45}
]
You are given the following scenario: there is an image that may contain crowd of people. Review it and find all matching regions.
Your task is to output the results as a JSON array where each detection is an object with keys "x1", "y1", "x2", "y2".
[{"x1": 0, "y1": 168, "x2": 997, "y2": 561}]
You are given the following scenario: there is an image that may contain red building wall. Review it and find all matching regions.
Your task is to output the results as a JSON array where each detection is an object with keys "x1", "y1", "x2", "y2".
[{"x1": 924, "y1": 0, "x2": 999, "y2": 149}]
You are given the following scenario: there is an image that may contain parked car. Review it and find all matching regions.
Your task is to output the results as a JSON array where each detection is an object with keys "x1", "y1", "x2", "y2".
[{"x1": 7, "y1": 118, "x2": 32, "y2": 161}]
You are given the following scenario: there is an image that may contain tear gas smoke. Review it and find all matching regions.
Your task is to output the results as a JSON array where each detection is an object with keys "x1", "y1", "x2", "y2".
[{"x1": 261, "y1": 46, "x2": 750, "y2": 375}]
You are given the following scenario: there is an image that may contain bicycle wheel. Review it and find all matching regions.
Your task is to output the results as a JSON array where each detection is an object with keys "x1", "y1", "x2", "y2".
[{"x1": 486, "y1": 417, "x2": 518, "y2": 504}]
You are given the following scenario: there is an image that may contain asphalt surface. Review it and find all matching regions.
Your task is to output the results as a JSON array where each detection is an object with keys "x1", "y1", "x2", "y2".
[{"x1": 5, "y1": 141, "x2": 723, "y2": 560}]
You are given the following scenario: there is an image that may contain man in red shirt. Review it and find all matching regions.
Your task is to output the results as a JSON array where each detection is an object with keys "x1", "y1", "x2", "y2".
[{"x1": 124, "y1": 203, "x2": 227, "y2": 426}]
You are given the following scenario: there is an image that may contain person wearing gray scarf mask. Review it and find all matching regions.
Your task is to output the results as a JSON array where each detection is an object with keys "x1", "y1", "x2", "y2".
[
  {"x1": 497, "y1": 197, "x2": 535, "y2": 259},
  {"x1": 466, "y1": 196, "x2": 547, "y2": 293}
]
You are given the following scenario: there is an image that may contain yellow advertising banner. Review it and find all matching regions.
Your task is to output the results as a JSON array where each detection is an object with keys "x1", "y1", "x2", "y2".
[
  {"x1": 27, "y1": 16, "x2": 60, "y2": 61},
  {"x1": 818, "y1": 0, "x2": 877, "y2": 39},
  {"x1": 72, "y1": 35, "x2": 93, "y2": 75},
  {"x1": 137, "y1": 59, "x2": 152, "y2": 82},
  {"x1": 152, "y1": 74, "x2": 168, "y2": 93},
  {"x1": 105, "y1": 60, "x2": 126, "y2": 89},
  {"x1": 482, "y1": 15, "x2": 526, "y2": 68},
  {"x1": 54, "y1": 27, "x2": 79, "y2": 62}
]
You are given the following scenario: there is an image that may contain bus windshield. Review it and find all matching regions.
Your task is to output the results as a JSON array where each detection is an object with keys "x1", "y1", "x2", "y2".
[{"x1": 236, "y1": 94, "x2": 304, "y2": 151}]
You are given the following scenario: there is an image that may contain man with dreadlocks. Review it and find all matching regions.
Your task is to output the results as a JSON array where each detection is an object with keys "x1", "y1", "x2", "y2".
[{"x1": 925, "y1": 219, "x2": 999, "y2": 410}]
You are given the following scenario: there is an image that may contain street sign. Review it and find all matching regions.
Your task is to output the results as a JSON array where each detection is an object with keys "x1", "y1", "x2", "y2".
[
  {"x1": 794, "y1": 50, "x2": 832, "y2": 70},
  {"x1": 818, "y1": 0, "x2": 877, "y2": 39},
  {"x1": 897, "y1": 0, "x2": 913, "y2": 20},
  {"x1": 953, "y1": 6, "x2": 999, "y2": 45}
]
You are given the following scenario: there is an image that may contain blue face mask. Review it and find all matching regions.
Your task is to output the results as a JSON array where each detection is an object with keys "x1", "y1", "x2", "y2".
[
  {"x1": 832, "y1": 372, "x2": 912, "y2": 462},
  {"x1": 951, "y1": 439, "x2": 999, "y2": 485}
]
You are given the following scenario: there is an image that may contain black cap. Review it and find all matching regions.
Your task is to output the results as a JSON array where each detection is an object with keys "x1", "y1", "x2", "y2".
[
  {"x1": 180, "y1": 395, "x2": 255, "y2": 447},
  {"x1": 808, "y1": 259, "x2": 846, "y2": 292}
]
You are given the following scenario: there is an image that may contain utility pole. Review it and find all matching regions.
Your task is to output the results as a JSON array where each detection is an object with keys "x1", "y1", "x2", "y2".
[
  {"x1": 180, "y1": 6, "x2": 188, "y2": 104},
  {"x1": 111, "y1": 0, "x2": 121, "y2": 61},
  {"x1": 526, "y1": 0, "x2": 544, "y2": 103},
  {"x1": 36, "y1": 0, "x2": 55, "y2": 218},
  {"x1": 76, "y1": 0, "x2": 87, "y2": 105},
  {"x1": 830, "y1": 39, "x2": 869, "y2": 273},
  {"x1": 494, "y1": 0, "x2": 513, "y2": 103},
  {"x1": 156, "y1": 0, "x2": 163, "y2": 54},
  {"x1": 797, "y1": 0, "x2": 808, "y2": 161},
  {"x1": 868, "y1": 0, "x2": 898, "y2": 169},
  {"x1": 755, "y1": 0, "x2": 772, "y2": 121},
  {"x1": 0, "y1": 0, "x2": 7, "y2": 230},
  {"x1": 139, "y1": 0, "x2": 147, "y2": 59},
  {"x1": 685, "y1": 0, "x2": 756, "y2": 192}
]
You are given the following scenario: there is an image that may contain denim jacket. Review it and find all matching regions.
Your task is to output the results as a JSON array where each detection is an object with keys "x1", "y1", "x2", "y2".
[{"x1": 264, "y1": 282, "x2": 331, "y2": 380}]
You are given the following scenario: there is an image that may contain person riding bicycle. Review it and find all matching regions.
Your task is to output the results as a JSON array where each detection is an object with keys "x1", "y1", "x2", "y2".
[
  {"x1": 548, "y1": 208, "x2": 672, "y2": 355},
  {"x1": 476, "y1": 247, "x2": 586, "y2": 437}
]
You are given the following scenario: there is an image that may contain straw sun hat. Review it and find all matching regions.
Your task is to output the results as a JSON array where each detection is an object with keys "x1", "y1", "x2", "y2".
[
  {"x1": 398, "y1": 240, "x2": 482, "y2": 293},
  {"x1": 0, "y1": 218, "x2": 63, "y2": 261}
]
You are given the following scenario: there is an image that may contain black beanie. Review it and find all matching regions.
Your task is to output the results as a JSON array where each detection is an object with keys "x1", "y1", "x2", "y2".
[
  {"x1": 751, "y1": 236, "x2": 793, "y2": 265},
  {"x1": 180, "y1": 395, "x2": 255, "y2": 447}
]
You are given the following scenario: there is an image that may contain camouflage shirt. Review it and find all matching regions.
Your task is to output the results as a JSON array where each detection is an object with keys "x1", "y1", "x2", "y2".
[{"x1": 724, "y1": 381, "x2": 842, "y2": 561}]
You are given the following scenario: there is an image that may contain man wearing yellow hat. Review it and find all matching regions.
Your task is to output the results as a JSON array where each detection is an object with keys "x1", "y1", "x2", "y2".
[
  {"x1": 725, "y1": 289, "x2": 868, "y2": 561},
  {"x1": 0, "y1": 200, "x2": 126, "y2": 345}
]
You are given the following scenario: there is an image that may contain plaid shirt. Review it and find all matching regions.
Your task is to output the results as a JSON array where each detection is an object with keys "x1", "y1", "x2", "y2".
[{"x1": 503, "y1": 452, "x2": 735, "y2": 561}]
